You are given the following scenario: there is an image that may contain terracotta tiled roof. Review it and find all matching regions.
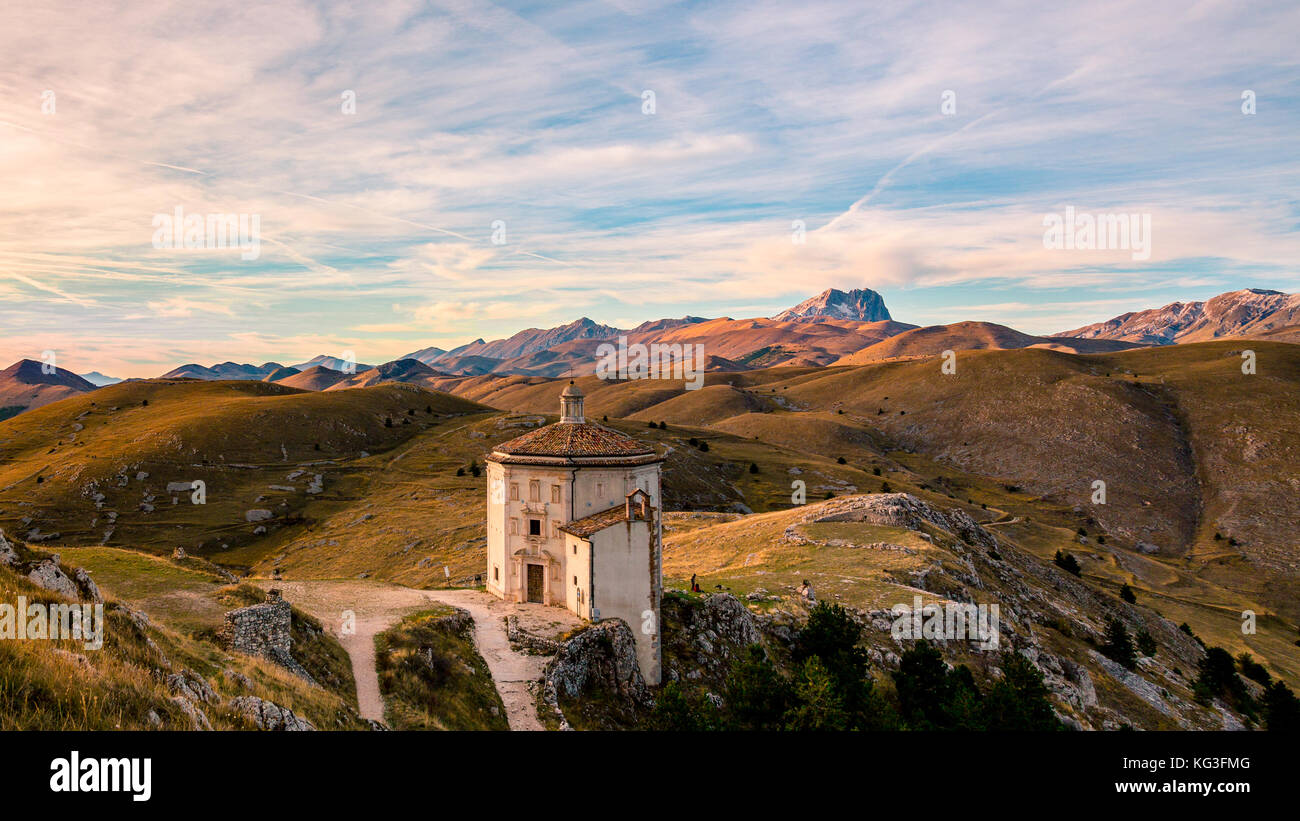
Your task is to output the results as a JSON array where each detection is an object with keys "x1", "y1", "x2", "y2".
[
  {"x1": 560, "y1": 503, "x2": 657, "y2": 538},
  {"x1": 492, "y1": 421, "x2": 655, "y2": 459}
]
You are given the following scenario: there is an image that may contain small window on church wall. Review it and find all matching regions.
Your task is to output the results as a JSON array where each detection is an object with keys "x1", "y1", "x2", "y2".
[
  {"x1": 551, "y1": 484, "x2": 561, "y2": 503},
  {"x1": 573, "y1": 576, "x2": 577, "y2": 586},
  {"x1": 596, "y1": 482, "x2": 604, "y2": 497},
  {"x1": 529, "y1": 480, "x2": 540, "y2": 501},
  {"x1": 494, "y1": 566, "x2": 499, "y2": 581},
  {"x1": 529, "y1": 519, "x2": 542, "y2": 536},
  {"x1": 572, "y1": 543, "x2": 577, "y2": 555},
  {"x1": 509, "y1": 483, "x2": 519, "y2": 501}
]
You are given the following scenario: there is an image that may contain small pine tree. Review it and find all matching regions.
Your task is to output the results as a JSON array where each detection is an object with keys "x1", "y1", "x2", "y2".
[
  {"x1": 1054, "y1": 550, "x2": 1082, "y2": 576},
  {"x1": 456, "y1": 467, "x2": 465, "y2": 477},
  {"x1": 783, "y1": 657, "x2": 850, "y2": 731},
  {"x1": 1263, "y1": 680, "x2": 1300, "y2": 731},
  {"x1": 1119, "y1": 583, "x2": 1137, "y2": 603},
  {"x1": 872, "y1": 467, "x2": 882, "y2": 476},
  {"x1": 984, "y1": 652, "x2": 1063, "y2": 731},
  {"x1": 748, "y1": 462, "x2": 759, "y2": 474},
  {"x1": 1136, "y1": 629, "x2": 1157, "y2": 657},
  {"x1": 880, "y1": 481, "x2": 892, "y2": 493},
  {"x1": 698, "y1": 441, "x2": 709, "y2": 452},
  {"x1": 1102, "y1": 618, "x2": 1137, "y2": 670},
  {"x1": 468, "y1": 459, "x2": 481, "y2": 478},
  {"x1": 724, "y1": 645, "x2": 790, "y2": 731},
  {"x1": 836, "y1": 456, "x2": 846, "y2": 465},
  {"x1": 425, "y1": 405, "x2": 433, "y2": 414},
  {"x1": 1237, "y1": 653, "x2": 1271, "y2": 685},
  {"x1": 1195, "y1": 646, "x2": 1253, "y2": 714}
]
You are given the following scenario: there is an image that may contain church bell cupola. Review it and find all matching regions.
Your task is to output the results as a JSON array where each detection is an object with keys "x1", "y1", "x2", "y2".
[{"x1": 560, "y1": 380, "x2": 585, "y2": 424}]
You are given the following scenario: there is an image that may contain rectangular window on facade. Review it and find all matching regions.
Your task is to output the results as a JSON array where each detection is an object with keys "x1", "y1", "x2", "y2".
[
  {"x1": 494, "y1": 566, "x2": 499, "y2": 581},
  {"x1": 529, "y1": 480, "x2": 540, "y2": 501},
  {"x1": 596, "y1": 482, "x2": 603, "y2": 497},
  {"x1": 529, "y1": 519, "x2": 542, "y2": 536},
  {"x1": 551, "y1": 484, "x2": 561, "y2": 503},
  {"x1": 572, "y1": 543, "x2": 577, "y2": 554},
  {"x1": 509, "y1": 483, "x2": 519, "y2": 501}
]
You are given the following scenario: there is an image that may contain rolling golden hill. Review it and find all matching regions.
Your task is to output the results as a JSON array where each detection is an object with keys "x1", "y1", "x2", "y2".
[
  {"x1": 833, "y1": 321, "x2": 1140, "y2": 364},
  {"x1": 0, "y1": 379, "x2": 489, "y2": 556}
]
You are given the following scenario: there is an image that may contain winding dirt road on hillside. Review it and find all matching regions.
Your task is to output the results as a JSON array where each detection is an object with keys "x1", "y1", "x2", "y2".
[{"x1": 257, "y1": 579, "x2": 579, "y2": 731}]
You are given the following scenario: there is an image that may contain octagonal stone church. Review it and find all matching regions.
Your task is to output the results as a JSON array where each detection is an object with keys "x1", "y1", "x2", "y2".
[{"x1": 484, "y1": 382, "x2": 663, "y2": 684}]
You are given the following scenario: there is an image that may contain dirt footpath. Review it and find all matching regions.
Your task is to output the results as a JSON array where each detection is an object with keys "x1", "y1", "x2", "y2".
[{"x1": 258, "y1": 579, "x2": 579, "y2": 730}]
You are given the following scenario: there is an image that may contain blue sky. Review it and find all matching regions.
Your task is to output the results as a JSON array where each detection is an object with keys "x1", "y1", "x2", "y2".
[{"x1": 1, "y1": 0, "x2": 1298, "y2": 375}]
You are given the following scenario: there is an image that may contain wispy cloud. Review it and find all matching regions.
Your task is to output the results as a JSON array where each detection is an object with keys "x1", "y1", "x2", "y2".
[{"x1": 1, "y1": 0, "x2": 1297, "y2": 374}]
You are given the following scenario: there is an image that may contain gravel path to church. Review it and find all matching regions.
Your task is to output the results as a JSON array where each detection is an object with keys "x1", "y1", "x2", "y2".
[{"x1": 257, "y1": 579, "x2": 579, "y2": 731}]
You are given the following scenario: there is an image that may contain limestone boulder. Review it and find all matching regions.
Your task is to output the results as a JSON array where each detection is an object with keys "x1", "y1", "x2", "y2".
[{"x1": 229, "y1": 696, "x2": 316, "y2": 731}]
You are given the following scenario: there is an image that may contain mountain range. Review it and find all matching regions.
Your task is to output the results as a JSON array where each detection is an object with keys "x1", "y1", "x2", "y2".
[
  {"x1": 1055, "y1": 288, "x2": 1300, "y2": 344},
  {"x1": 2, "y1": 287, "x2": 1296, "y2": 419}
]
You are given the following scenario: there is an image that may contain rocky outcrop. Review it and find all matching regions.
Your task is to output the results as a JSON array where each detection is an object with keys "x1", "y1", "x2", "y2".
[
  {"x1": 541, "y1": 620, "x2": 650, "y2": 729},
  {"x1": 0, "y1": 529, "x2": 18, "y2": 568},
  {"x1": 229, "y1": 696, "x2": 316, "y2": 731},
  {"x1": 662, "y1": 593, "x2": 762, "y2": 684},
  {"x1": 860, "y1": 494, "x2": 990, "y2": 547},
  {"x1": 160, "y1": 666, "x2": 315, "y2": 731},
  {"x1": 167, "y1": 668, "x2": 219, "y2": 705},
  {"x1": 170, "y1": 696, "x2": 213, "y2": 731},
  {"x1": 27, "y1": 558, "x2": 79, "y2": 599},
  {"x1": 783, "y1": 493, "x2": 998, "y2": 552},
  {"x1": 3, "y1": 537, "x2": 104, "y2": 603},
  {"x1": 71, "y1": 567, "x2": 103, "y2": 602}
]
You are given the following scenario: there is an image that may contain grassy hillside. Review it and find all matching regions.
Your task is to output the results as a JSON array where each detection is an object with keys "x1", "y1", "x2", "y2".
[
  {"x1": 0, "y1": 538, "x2": 365, "y2": 730},
  {"x1": 374, "y1": 605, "x2": 508, "y2": 730},
  {"x1": 834, "y1": 321, "x2": 1138, "y2": 363},
  {"x1": 660, "y1": 492, "x2": 1295, "y2": 728},
  {"x1": 0, "y1": 379, "x2": 489, "y2": 558}
]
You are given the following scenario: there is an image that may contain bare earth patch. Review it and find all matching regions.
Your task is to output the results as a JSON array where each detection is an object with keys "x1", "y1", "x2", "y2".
[{"x1": 256, "y1": 579, "x2": 580, "y2": 730}]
